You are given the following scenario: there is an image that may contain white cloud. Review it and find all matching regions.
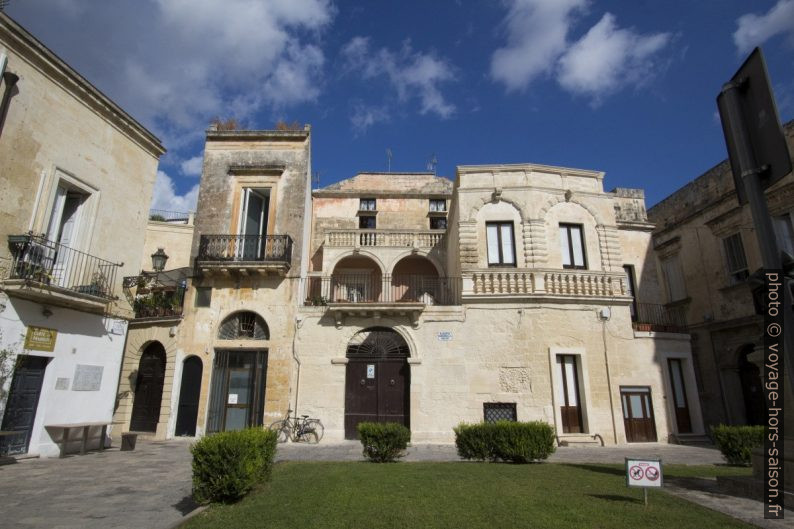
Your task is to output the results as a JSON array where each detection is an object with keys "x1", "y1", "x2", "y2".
[
  {"x1": 557, "y1": 13, "x2": 671, "y2": 104},
  {"x1": 350, "y1": 103, "x2": 389, "y2": 133},
  {"x1": 734, "y1": 0, "x2": 794, "y2": 54},
  {"x1": 180, "y1": 155, "x2": 204, "y2": 177},
  {"x1": 490, "y1": 0, "x2": 588, "y2": 91},
  {"x1": 341, "y1": 37, "x2": 456, "y2": 118},
  {"x1": 490, "y1": 1, "x2": 672, "y2": 104},
  {"x1": 10, "y1": 0, "x2": 335, "y2": 142},
  {"x1": 151, "y1": 171, "x2": 200, "y2": 213}
]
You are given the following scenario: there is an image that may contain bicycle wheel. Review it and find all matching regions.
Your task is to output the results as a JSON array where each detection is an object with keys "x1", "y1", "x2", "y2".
[
  {"x1": 269, "y1": 420, "x2": 290, "y2": 443},
  {"x1": 297, "y1": 428, "x2": 319, "y2": 444},
  {"x1": 305, "y1": 419, "x2": 324, "y2": 442}
]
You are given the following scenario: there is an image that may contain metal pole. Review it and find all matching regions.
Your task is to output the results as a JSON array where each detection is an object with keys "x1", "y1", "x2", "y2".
[
  {"x1": 644, "y1": 488, "x2": 648, "y2": 508},
  {"x1": 720, "y1": 81, "x2": 794, "y2": 397}
]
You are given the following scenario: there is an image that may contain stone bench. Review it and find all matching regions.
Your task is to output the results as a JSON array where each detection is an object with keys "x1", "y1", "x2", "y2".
[{"x1": 46, "y1": 422, "x2": 109, "y2": 458}]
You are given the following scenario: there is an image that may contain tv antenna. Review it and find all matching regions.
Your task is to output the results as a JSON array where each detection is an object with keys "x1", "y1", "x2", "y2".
[
  {"x1": 386, "y1": 148, "x2": 393, "y2": 172},
  {"x1": 427, "y1": 153, "x2": 438, "y2": 175},
  {"x1": 312, "y1": 171, "x2": 321, "y2": 190}
]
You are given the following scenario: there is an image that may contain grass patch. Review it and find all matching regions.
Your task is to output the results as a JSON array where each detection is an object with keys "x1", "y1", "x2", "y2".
[{"x1": 182, "y1": 462, "x2": 752, "y2": 528}]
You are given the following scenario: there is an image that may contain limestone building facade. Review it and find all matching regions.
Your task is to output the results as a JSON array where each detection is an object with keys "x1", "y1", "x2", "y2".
[
  {"x1": 0, "y1": 13, "x2": 165, "y2": 457},
  {"x1": 131, "y1": 123, "x2": 704, "y2": 445},
  {"x1": 647, "y1": 120, "x2": 794, "y2": 430}
]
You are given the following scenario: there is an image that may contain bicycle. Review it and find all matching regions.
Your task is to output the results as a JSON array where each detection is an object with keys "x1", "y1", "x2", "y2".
[{"x1": 268, "y1": 409, "x2": 324, "y2": 444}]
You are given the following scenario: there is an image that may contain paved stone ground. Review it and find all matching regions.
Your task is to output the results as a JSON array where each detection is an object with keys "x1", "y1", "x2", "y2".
[
  {"x1": 0, "y1": 438, "x2": 195, "y2": 529},
  {"x1": 1, "y1": 439, "x2": 788, "y2": 529}
]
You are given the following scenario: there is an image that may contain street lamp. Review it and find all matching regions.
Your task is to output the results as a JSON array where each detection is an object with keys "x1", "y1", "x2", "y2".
[{"x1": 151, "y1": 248, "x2": 168, "y2": 272}]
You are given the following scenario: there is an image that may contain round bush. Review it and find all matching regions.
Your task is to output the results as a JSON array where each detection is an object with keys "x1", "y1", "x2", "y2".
[
  {"x1": 357, "y1": 422, "x2": 411, "y2": 462},
  {"x1": 454, "y1": 421, "x2": 556, "y2": 463}
]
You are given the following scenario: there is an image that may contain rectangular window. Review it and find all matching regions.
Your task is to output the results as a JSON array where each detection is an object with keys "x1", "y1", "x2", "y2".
[
  {"x1": 429, "y1": 199, "x2": 446, "y2": 212},
  {"x1": 359, "y1": 215, "x2": 376, "y2": 229},
  {"x1": 559, "y1": 224, "x2": 587, "y2": 269},
  {"x1": 430, "y1": 217, "x2": 447, "y2": 230},
  {"x1": 195, "y1": 287, "x2": 212, "y2": 307},
  {"x1": 623, "y1": 265, "x2": 637, "y2": 321},
  {"x1": 661, "y1": 254, "x2": 686, "y2": 302},
  {"x1": 486, "y1": 222, "x2": 516, "y2": 266},
  {"x1": 723, "y1": 233, "x2": 749, "y2": 282},
  {"x1": 359, "y1": 198, "x2": 376, "y2": 211},
  {"x1": 483, "y1": 402, "x2": 517, "y2": 423}
]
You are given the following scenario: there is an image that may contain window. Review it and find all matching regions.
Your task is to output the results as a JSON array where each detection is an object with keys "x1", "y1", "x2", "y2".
[
  {"x1": 486, "y1": 222, "x2": 516, "y2": 266},
  {"x1": 430, "y1": 217, "x2": 447, "y2": 230},
  {"x1": 429, "y1": 199, "x2": 446, "y2": 212},
  {"x1": 483, "y1": 402, "x2": 516, "y2": 423},
  {"x1": 661, "y1": 254, "x2": 687, "y2": 302},
  {"x1": 559, "y1": 224, "x2": 587, "y2": 269},
  {"x1": 359, "y1": 198, "x2": 376, "y2": 211},
  {"x1": 359, "y1": 215, "x2": 376, "y2": 229},
  {"x1": 773, "y1": 213, "x2": 794, "y2": 257},
  {"x1": 195, "y1": 287, "x2": 212, "y2": 307},
  {"x1": 218, "y1": 312, "x2": 269, "y2": 340},
  {"x1": 623, "y1": 265, "x2": 637, "y2": 321},
  {"x1": 723, "y1": 233, "x2": 749, "y2": 282}
]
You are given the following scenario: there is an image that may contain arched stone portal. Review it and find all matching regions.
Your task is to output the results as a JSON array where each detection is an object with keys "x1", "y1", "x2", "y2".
[
  {"x1": 130, "y1": 342, "x2": 166, "y2": 432},
  {"x1": 344, "y1": 327, "x2": 410, "y2": 439}
]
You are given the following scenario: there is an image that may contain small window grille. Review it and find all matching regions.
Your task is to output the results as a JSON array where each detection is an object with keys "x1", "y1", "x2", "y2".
[
  {"x1": 483, "y1": 402, "x2": 517, "y2": 422},
  {"x1": 430, "y1": 217, "x2": 447, "y2": 230}
]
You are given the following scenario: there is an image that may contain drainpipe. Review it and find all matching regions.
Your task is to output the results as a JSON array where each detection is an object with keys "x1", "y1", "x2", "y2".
[
  {"x1": 601, "y1": 318, "x2": 619, "y2": 444},
  {"x1": 0, "y1": 69, "x2": 19, "y2": 139},
  {"x1": 291, "y1": 316, "x2": 302, "y2": 414}
]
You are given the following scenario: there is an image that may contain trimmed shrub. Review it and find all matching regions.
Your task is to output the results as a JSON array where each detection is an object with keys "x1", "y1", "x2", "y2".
[
  {"x1": 711, "y1": 424, "x2": 764, "y2": 466},
  {"x1": 358, "y1": 422, "x2": 411, "y2": 462},
  {"x1": 454, "y1": 421, "x2": 556, "y2": 463},
  {"x1": 191, "y1": 427, "x2": 277, "y2": 503}
]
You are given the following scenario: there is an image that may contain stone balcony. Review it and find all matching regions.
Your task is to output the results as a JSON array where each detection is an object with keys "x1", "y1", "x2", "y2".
[
  {"x1": 325, "y1": 229, "x2": 445, "y2": 249},
  {"x1": 195, "y1": 234, "x2": 292, "y2": 276},
  {"x1": 462, "y1": 268, "x2": 630, "y2": 304}
]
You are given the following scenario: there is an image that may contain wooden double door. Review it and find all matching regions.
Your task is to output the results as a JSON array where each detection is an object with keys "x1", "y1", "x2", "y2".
[
  {"x1": 130, "y1": 343, "x2": 166, "y2": 432},
  {"x1": 621, "y1": 387, "x2": 657, "y2": 442},
  {"x1": 344, "y1": 359, "x2": 410, "y2": 439}
]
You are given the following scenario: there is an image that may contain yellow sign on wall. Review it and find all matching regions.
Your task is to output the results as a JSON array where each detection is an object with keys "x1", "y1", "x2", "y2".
[{"x1": 24, "y1": 326, "x2": 57, "y2": 352}]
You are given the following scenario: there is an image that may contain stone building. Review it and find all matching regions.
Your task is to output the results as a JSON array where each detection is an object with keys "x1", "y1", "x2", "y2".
[
  {"x1": 295, "y1": 164, "x2": 702, "y2": 444},
  {"x1": 647, "y1": 119, "x2": 794, "y2": 430},
  {"x1": 0, "y1": 13, "x2": 165, "y2": 457}
]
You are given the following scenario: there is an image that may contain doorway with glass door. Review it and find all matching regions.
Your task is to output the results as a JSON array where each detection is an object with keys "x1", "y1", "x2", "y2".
[
  {"x1": 45, "y1": 185, "x2": 87, "y2": 287},
  {"x1": 207, "y1": 350, "x2": 267, "y2": 432},
  {"x1": 238, "y1": 188, "x2": 269, "y2": 260}
]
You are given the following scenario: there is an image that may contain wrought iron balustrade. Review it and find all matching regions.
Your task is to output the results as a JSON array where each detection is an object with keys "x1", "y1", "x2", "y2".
[
  {"x1": 148, "y1": 209, "x2": 192, "y2": 224},
  {"x1": 633, "y1": 303, "x2": 688, "y2": 333},
  {"x1": 197, "y1": 234, "x2": 293, "y2": 264},
  {"x1": 303, "y1": 274, "x2": 460, "y2": 306},
  {"x1": 124, "y1": 268, "x2": 188, "y2": 319},
  {"x1": 6, "y1": 234, "x2": 120, "y2": 300}
]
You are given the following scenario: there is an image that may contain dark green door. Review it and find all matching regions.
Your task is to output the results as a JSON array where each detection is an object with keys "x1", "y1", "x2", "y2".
[{"x1": 1, "y1": 356, "x2": 48, "y2": 455}]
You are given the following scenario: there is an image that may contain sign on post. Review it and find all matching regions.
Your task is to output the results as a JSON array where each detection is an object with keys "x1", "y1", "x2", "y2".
[{"x1": 626, "y1": 458, "x2": 662, "y2": 507}]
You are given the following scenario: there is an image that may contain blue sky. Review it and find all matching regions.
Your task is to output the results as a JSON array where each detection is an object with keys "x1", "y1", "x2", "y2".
[{"x1": 7, "y1": 1, "x2": 794, "y2": 210}]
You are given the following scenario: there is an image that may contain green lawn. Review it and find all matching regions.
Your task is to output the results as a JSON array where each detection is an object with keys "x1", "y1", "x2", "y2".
[{"x1": 183, "y1": 462, "x2": 752, "y2": 529}]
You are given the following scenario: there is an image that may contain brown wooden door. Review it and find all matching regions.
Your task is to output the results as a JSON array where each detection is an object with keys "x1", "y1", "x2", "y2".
[
  {"x1": 175, "y1": 356, "x2": 202, "y2": 437},
  {"x1": 621, "y1": 388, "x2": 657, "y2": 442},
  {"x1": 0, "y1": 356, "x2": 48, "y2": 455},
  {"x1": 344, "y1": 359, "x2": 409, "y2": 439},
  {"x1": 557, "y1": 355, "x2": 583, "y2": 433},
  {"x1": 667, "y1": 359, "x2": 692, "y2": 434},
  {"x1": 130, "y1": 343, "x2": 166, "y2": 432}
]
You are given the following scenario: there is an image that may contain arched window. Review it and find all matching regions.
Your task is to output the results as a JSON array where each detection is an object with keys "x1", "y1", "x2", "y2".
[
  {"x1": 218, "y1": 311, "x2": 269, "y2": 340},
  {"x1": 346, "y1": 327, "x2": 409, "y2": 358}
]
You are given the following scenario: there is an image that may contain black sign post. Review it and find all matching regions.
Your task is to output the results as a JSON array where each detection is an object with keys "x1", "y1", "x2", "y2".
[{"x1": 717, "y1": 46, "x2": 791, "y2": 520}]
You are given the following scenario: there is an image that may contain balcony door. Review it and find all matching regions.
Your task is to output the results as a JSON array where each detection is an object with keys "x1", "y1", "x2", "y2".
[
  {"x1": 238, "y1": 188, "x2": 269, "y2": 260},
  {"x1": 556, "y1": 355, "x2": 583, "y2": 433},
  {"x1": 45, "y1": 185, "x2": 86, "y2": 287}
]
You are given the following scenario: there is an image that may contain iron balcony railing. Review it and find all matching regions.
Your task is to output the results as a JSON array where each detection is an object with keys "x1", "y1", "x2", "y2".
[
  {"x1": 132, "y1": 289, "x2": 185, "y2": 319},
  {"x1": 632, "y1": 302, "x2": 688, "y2": 333},
  {"x1": 148, "y1": 209, "x2": 192, "y2": 224},
  {"x1": 7, "y1": 234, "x2": 121, "y2": 300},
  {"x1": 197, "y1": 234, "x2": 293, "y2": 264},
  {"x1": 303, "y1": 274, "x2": 460, "y2": 306},
  {"x1": 123, "y1": 269, "x2": 188, "y2": 319}
]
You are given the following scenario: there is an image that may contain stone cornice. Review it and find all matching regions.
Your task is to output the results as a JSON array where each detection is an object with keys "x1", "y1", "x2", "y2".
[
  {"x1": 206, "y1": 128, "x2": 310, "y2": 142},
  {"x1": 0, "y1": 13, "x2": 165, "y2": 158},
  {"x1": 456, "y1": 162, "x2": 604, "y2": 181}
]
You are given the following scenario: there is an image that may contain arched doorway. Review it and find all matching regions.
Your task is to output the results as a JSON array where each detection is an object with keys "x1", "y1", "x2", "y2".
[
  {"x1": 738, "y1": 345, "x2": 765, "y2": 425},
  {"x1": 130, "y1": 342, "x2": 166, "y2": 432},
  {"x1": 344, "y1": 327, "x2": 410, "y2": 439},
  {"x1": 175, "y1": 356, "x2": 203, "y2": 437}
]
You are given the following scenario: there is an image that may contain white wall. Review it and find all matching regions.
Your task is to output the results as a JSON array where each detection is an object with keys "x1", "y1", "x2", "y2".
[{"x1": 0, "y1": 295, "x2": 126, "y2": 457}]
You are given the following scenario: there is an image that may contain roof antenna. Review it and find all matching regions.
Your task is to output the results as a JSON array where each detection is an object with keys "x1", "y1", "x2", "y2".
[
  {"x1": 312, "y1": 171, "x2": 321, "y2": 190},
  {"x1": 427, "y1": 153, "x2": 438, "y2": 176},
  {"x1": 386, "y1": 148, "x2": 393, "y2": 172}
]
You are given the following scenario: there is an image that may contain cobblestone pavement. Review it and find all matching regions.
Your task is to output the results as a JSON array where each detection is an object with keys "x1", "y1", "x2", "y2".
[
  {"x1": 0, "y1": 438, "x2": 195, "y2": 529},
  {"x1": 0, "y1": 439, "x2": 782, "y2": 529}
]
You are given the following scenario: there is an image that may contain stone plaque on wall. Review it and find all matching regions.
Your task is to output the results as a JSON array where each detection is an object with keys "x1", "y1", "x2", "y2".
[{"x1": 72, "y1": 365, "x2": 104, "y2": 391}]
